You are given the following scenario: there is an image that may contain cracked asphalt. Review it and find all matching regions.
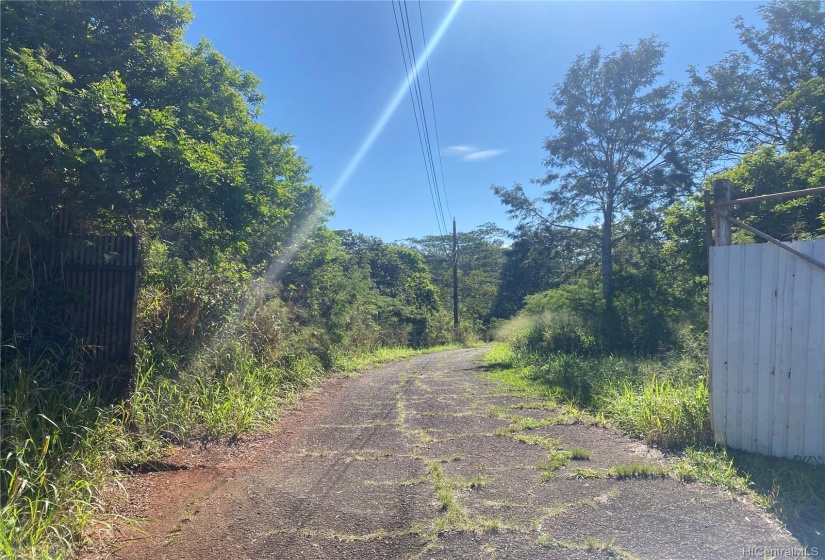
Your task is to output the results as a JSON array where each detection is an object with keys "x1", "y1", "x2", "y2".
[{"x1": 97, "y1": 348, "x2": 803, "y2": 560}]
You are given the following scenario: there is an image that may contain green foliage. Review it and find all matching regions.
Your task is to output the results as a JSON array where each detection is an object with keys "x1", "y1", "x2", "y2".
[
  {"x1": 2, "y1": 0, "x2": 320, "y2": 269},
  {"x1": 132, "y1": 295, "x2": 326, "y2": 446},
  {"x1": 0, "y1": 347, "x2": 145, "y2": 559},
  {"x1": 406, "y1": 224, "x2": 507, "y2": 336},
  {"x1": 137, "y1": 240, "x2": 250, "y2": 376},
  {"x1": 722, "y1": 147, "x2": 825, "y2": 240},
  {"x1": 687, "y1": 0, "x2": 825, "y2": 155},
  {"x1": 511, "y1": 312, "x2": 599, "y2": 357},
  {"x1": 675, "y1": 447, "x2": 825, "y2": 549},
  {"x1": 515, "y1": 243, "x2": 687, "y2": 355},
  {"x1": 494, "y1": 36, "x2": 696, "y2": 338},
  {"x1": 662, "y1": 195, "x2": 709, "y2": 278},
  {"x1": 491, "y1": 225, "x2": 577, "y2": 319},
  {"x1": 283, "y1": 229, "x2": 451, "y2": 352},
  {"x1": 1, "y1": 3, "x2": 460, "y2": 556},
  {"x1": 568, "y1": 447, "x2": 591, "y2": 460},
  {"x1": 780, "y1": 77, "x2": 825, "y2": 152},
  {"x1": 499, "y1": 323, "x2": 711, "y2": 448},
  {"x1": 603, "y1": 376, "x2": 712, "y2": 449},
  {"x1": 608, "y1": 463, "x2": 669, "y2": 479}
]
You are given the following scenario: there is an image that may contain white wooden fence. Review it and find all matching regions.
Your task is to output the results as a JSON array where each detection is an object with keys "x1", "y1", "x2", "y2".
[{"x1": 709, "y1": 239, "x2": 825, "y2": 462}]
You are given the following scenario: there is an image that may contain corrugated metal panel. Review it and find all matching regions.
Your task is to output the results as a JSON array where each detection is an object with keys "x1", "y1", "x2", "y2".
[
  {"x1": 709, "y1": 239, "x2": 825, "y2": 462},
  {"x1": 62, "y1": 235, "x2": 139, "y2": 364}
]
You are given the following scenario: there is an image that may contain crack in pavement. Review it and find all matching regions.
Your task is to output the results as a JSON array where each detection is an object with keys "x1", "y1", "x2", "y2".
[{"x1": 100, "y1": 348, "x2": 803, "y2": 560}]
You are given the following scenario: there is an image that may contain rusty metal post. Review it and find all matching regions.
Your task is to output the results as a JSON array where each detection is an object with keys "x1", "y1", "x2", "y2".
[{"x1": 713, "y1": 179, "x2": 732, "y2": 246}]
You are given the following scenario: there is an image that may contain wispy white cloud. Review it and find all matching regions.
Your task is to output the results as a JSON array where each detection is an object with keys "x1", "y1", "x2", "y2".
[
  {"x1": 463, "y1": 149, "x2": 505, "y2": 161},
  {"x1": 443, "y1": 145, "x2": 505, "y2": 162},
  {"x1": 444, "y1": 145, "x2": 476, "y2": 156}
]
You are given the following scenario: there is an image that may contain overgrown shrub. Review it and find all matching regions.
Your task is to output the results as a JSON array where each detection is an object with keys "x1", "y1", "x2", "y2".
[
  {"x1": 137, "y1": 241, "x2": 250, "y2": 376},
  {"x1": 511, "y1": 313, "x2": 599, "y2": 357},
  {"x1": 500, "y1": 318, "x2": 712, "y2": 448},
  {"x1": 519, "y1": 269, "x2": 681, "y2": 355}
]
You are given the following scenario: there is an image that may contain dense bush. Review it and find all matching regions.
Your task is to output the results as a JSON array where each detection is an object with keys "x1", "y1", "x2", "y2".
[{"x1": 502, "y1": 319, "x2": 712, "y2": 449}]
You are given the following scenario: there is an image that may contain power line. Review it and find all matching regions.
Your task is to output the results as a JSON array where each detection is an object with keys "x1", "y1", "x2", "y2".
[
  {"x1": 392, "y1": 0, "x2": 445, "y2": 237},
  {"x1": 416, "y1": 0, "x2": 452, "y2": 221},
  {"x1": 391, "y1": 0, "x2": 453, "y2": 239},
  {"x1": 401, "y1": 0, "x2": 448, "y2": 236}
]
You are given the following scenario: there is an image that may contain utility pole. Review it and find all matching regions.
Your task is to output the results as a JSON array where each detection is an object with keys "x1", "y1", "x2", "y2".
[{"x1": 452, "y1": 218, "x2": 458, "y2": 331}]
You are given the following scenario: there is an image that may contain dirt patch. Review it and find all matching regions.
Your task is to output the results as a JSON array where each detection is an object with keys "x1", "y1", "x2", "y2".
[{"x1": 82, "y1": 348, "x2": 802, "y2": 560}]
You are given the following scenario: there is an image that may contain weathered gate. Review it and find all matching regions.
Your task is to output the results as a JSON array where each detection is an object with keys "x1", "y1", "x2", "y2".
[
  {"x1": 61, "y1": 234, "x2": 139, "y2": 394},
  {"x1": 706, "y1": 181, "x2": 825, "y2": 462}
]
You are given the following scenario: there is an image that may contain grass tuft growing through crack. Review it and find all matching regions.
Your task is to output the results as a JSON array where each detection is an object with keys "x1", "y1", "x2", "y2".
[
  {"x1": 537, "y1": 535, "x2": 643, "y2": 560},
  {"x1": 468, "y1": 473, "x2": 489, "y2": 490},
  {"x1": 569, "y1": 467, "x2": 604, "y2": 479},
  {"x1": 428, "y1": 462, "x2": 456, "y2": 512},
  {"x1": 484, "y1": 343, "x2": 825, "y2": 550},
  {"x1": 568, "y1": 447, "x2": 591, "y2": 460},
  {"x1": 608, "y1": 463, "x2": 669, "y2": 479},
  {"x1": 539, "y1": 449, "x2": 573, "y2": 481}
]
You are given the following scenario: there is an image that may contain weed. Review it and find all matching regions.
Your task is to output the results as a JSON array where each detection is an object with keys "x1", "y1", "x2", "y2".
[
  {"x1": 676, "y1": 446, "x2": 825, "y2": 549},
  {"x1": 504, "y1": 433, "x2": 561, "y2": 449},
  {"x1": 1, "y1": 338, "x2": 461, "y2": 558},
  {"x1": 538, "y1": 535, "x2": 642, "y2": 560},
  {"x1": 608, "y1": 463, "x2": 669, "y2": 479},
  {"x1": 568, "y1": 447, "x2": 591, "y2": 460},
  {"x1": 428, "y1": 462, "x2": 454, "y2": 511},
  {"x1": 602, "y1": 375, "x2": 712, "y2": 449},
  {"x1": 468, "y1": 473, "x2": 488, "y2": 490},
  {"x1": 333, "y1": 344, "x2": 463, "y2": 375},
  {"x1": 569, "y1": 467, "x2": 603, "y2": 479},
  {"x1": 539, "y1": 449, "x2": 572, "y2": 481}
]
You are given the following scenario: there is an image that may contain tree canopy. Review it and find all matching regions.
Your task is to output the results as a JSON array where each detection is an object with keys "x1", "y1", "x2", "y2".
[
  {"x1": 1, "y1": 0, "x2": 320, "y2": 270},
  {"x1": 687, "y1": 0, "x2": 825, "y2": 156},
  {"x1": 493, "y1": 37, "x2": 692, "y2": 339}
]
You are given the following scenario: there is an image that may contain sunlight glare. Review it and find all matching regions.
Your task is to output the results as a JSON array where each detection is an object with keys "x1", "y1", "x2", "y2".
[{"x1": 264, "y1": 0, "x2": 464, "y2": 283}]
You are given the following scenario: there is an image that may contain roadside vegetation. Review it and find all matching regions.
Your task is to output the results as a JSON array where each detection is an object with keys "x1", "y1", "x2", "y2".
[
  {"x1": 1, "y1": 3, "x2": 482, "y2": 557},
  {"x1": 484, "y1": 335, "x2": 825, "y2": 549},
  {"x1": 3, "y1": 0, "x2": 825, "y2": 557}
]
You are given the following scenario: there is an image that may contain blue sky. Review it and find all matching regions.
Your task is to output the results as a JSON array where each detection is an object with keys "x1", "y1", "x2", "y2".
[{"x1": 184, "y1": 1, "x2": 763, "y2": 243}]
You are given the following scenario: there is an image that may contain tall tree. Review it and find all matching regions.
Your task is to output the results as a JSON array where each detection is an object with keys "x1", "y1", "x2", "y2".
[
  {"x1": 494, "y1": 37, "x2": 692, "y2": 336},
  {"x1": 685, "y1": 1, "x2": 825, "y2": 243},
  {"x1": 687, "y1": 0, "x2": 825, "y2": 156},
  {"x1": 1, "y1": 1, "x2": 323, "y2": 351},
  {"x1": 1, "y1": 1, "x2": 319, "y2": 268}
]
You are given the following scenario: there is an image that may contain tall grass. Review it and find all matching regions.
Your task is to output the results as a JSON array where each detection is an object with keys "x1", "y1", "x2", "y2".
[
  {"x1": 603, "y1": 376, "x2": 712, "y2": 448},
  {"x1": 1, "y1": 347, "x2": 130, "y2": 559},
  {"x1": 1, "y1": 313, "x2": 463, "y2": 558},
  {"x1": 485, "y1": 321, "x2": 825, "y2": 549},
  {"x1": 502, "y1": 318, "x2": 712, "y2": 450}
]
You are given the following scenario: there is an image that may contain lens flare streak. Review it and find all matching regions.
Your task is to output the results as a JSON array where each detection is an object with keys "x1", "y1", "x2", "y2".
[{"x1": 265, "y1": 0, "x2": 464, "y2": 282}]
